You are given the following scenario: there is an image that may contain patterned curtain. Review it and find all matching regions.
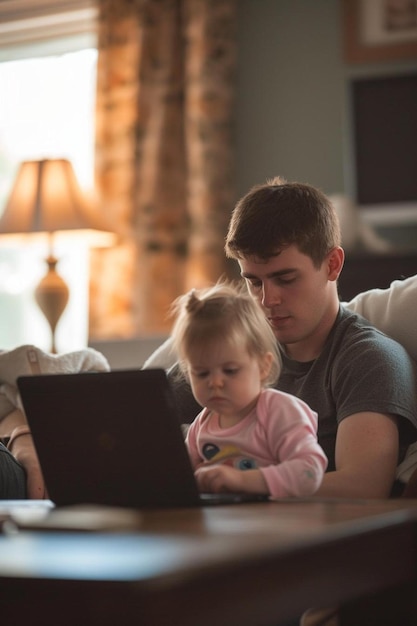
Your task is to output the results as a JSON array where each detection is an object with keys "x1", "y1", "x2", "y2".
[{"x1": 89, "y1": 0, "x2": 237, "y2": 338}]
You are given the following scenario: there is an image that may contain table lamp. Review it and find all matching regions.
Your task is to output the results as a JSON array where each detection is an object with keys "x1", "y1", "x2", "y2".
[{"x1": 0, "y1": 159, "x2": 115, "y2": 353}]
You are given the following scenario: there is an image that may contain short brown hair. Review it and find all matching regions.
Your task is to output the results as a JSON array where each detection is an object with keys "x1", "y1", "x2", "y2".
[{"x1": 225, "y1": 176, "x2": 341, "y2": 268}]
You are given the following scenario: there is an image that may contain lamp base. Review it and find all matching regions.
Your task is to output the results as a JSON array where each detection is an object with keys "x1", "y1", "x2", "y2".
[{"x1": 35, "y1": 255, "x2": 69, "y2": 354}]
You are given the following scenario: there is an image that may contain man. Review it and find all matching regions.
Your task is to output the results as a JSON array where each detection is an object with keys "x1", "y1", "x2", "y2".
[
  {"x1": 223, "y1": 176, "x2": 417, "y2": 498},
  {"x1": 149, "y1": 176, "x2": 417, "y2": 498}
]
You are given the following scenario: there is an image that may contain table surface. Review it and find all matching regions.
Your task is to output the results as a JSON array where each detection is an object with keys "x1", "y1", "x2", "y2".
[{"x1": 1, "y1": 498, "x2": 417, "y2": 625}]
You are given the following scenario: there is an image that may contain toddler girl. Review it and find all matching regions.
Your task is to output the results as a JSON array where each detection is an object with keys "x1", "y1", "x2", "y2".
[{"x1": 170, "y1": 282, "x2": 327, "y2": 498}]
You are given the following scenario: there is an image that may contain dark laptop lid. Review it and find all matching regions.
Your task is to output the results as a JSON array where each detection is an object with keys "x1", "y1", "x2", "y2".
[{"x1": 17, "y1": 369, "x2": 201, "y2": 509}]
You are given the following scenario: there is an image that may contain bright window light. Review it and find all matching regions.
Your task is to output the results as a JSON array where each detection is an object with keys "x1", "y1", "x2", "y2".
[{"x1": 0, "y1": 48, "x2": 98, "y2": 353}]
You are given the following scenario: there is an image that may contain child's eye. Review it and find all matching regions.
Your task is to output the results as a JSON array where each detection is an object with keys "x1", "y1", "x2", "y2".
[
  {"x1": 223, "y1": 368, "x2": 239, "y2": 376},
  {"x1": 190, "y1": 368, "x2": 208, "y2": 378}
]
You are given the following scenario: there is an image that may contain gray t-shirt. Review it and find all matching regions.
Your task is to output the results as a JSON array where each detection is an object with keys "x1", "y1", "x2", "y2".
[
  {"x1": 278, "y1": 306, "x2": 417, "y2": 472},
  {"x1": 168, "y1": 306, "x2": 417, "y2": 477}
]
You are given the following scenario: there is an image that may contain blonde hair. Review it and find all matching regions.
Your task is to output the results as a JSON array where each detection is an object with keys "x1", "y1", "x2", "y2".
[{"x1": 170, "y1": 281, "x2": 281, "y2": 387}]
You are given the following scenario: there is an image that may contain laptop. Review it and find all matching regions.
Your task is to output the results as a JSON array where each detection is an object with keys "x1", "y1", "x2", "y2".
[{"x1": 17, "y1": 369, "x2": 269, "y2": 510}]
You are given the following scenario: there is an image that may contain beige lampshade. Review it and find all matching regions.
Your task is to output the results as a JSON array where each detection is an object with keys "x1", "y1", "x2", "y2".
[
  {"x1": 0, "y1": 158, "x2": 115, "y2": 353},
  {"x1": 0, "y1": 158, "x2": 114, "y2": 245}
]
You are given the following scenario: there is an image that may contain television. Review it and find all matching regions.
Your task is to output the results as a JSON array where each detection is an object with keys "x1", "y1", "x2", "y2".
[{"x1": 350, "y1": 71, "x2": 417, "y2": 222}]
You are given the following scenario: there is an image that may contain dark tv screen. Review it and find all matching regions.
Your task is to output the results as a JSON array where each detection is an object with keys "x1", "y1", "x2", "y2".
[{"x1": 352, "y1": 72, "x2": 417, "y2": 206}]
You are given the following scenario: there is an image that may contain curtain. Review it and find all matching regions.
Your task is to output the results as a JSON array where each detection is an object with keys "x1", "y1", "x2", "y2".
[{"x1": 89, "y1": 0, "x2": 237, "y2": 338}]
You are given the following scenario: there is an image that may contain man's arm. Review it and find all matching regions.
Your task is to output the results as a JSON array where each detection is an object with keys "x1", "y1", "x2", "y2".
[{"x1": 315, "y1": 412, "x2": 398, "y2": 498}]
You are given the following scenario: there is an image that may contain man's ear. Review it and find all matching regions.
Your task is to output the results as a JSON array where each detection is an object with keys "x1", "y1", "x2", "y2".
[{"x1": 327, "y1": 246, "x2": 344, "y2": 282}]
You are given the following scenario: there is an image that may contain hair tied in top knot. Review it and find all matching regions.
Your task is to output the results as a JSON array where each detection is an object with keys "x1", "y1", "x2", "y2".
[{"x1": 186, "y1": 289, "x2": 203, "y2": 314}]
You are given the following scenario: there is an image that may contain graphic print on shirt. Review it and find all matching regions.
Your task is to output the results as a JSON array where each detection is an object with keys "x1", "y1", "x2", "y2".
[{"x1": 202, "y1": 442, "x2": 258, "y2": 470}]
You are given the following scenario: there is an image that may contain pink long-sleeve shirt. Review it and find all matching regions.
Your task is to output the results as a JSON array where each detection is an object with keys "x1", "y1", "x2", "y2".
[{"x1": 185, "y1": 388, "x2": 328, "y2": 498}]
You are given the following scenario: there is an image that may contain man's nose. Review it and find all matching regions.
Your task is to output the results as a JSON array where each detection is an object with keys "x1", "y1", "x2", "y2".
[{"x1": 261, "y1": 283, "x2": 282, "y2": 308}]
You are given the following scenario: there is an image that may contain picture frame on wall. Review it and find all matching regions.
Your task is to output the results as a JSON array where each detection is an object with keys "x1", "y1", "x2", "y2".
[{"x1": 343, "y1": 0, "x2": 417, "y2": 64}]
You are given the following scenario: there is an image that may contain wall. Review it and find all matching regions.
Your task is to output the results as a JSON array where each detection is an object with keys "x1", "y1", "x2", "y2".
[
  {"x1": 235, "y1": 0, "x2": 417, "y2": 247},
  {"x1": 236, "y1": 0, "x2": 344, "y2": 197}
]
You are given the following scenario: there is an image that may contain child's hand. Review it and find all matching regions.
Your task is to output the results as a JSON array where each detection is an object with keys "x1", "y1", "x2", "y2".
[{"x1": 194, "y1": 464, "x2": 268, "y2": 495}]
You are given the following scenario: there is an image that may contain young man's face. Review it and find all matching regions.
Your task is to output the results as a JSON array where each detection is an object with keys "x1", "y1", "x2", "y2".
[{"x1": 239, "y1": 244, "x2": 340, "y2": 361}]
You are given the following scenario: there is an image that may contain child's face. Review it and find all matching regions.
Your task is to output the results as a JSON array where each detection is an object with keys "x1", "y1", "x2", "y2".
[{"x1": 186, "y1": 340, "x2": 271, "y2": 421}]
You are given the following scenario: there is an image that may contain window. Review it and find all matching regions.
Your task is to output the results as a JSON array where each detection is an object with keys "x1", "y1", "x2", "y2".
[{"x1": 0, "y1": 1, "x2": 98, "y2": 353}]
